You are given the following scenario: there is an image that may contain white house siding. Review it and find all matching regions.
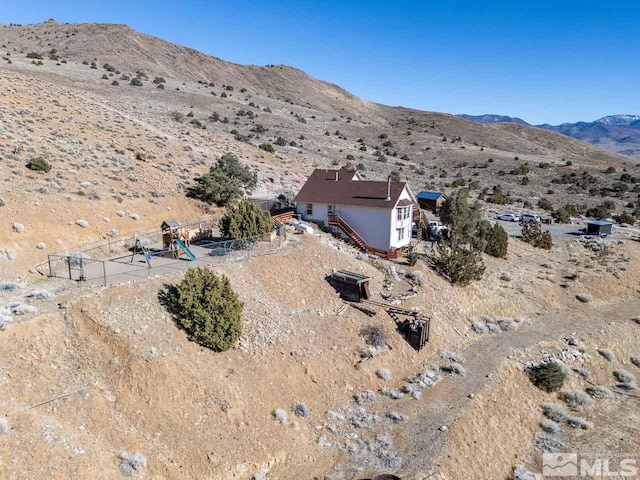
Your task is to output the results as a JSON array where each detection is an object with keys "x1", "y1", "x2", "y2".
[
  {"x1": 339, "y1": 205, "x2": 393, "y2": 251},
  {"x1": 389, "y1": 187, "x2": 414, "y2": 249},
  {"x1": 297, "y1": 202, "x2": 329, "y2": 225},
  {"x1": 295, "y1": 184, "x2": 416, "y2": 251}
]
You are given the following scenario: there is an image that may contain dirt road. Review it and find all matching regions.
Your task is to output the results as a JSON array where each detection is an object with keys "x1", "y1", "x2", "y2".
[{"x1": 400, "y1": 299, "x2": 640, "y2": 479}]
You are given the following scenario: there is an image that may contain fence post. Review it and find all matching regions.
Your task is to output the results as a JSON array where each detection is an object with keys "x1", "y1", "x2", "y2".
[
  {"x1": 67, "y1": 256, "x2": 72, "y2": 280},
  {"x1": 48, "y1": 255, "x2": 52, "y2": 278},
  {"x1": 102, "y1": 261, "x2": 107, "y2": 287}
]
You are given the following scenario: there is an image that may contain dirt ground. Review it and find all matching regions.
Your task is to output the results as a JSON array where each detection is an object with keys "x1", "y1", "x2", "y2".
[{"x1": 1, "y1": 229, "x2": 639, "y2": 480}]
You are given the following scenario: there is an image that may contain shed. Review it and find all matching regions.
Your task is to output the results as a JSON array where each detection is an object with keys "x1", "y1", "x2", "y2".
[
  {"x1": 417, "y1": 191, "x2": 446, "y2": 212},
  {"x1": 586, "y1": 220, "x2": 613, "y2": 236},
  {"x1": 329, "y1": 270, "x2": 371, "y2": 302}
]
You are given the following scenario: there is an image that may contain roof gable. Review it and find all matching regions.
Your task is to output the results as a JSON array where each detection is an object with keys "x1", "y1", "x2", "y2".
[{"x1": 294, "y1": 169, "x2": 408, "y2": 209}]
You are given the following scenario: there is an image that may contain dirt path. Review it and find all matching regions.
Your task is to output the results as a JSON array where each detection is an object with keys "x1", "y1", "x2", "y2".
[{"x1": 401, "y1": 299, "x2": 640, "y2": 479}]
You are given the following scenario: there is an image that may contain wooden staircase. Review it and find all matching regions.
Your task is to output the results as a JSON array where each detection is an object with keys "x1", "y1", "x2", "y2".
[
  {"x1": 328, "y1": 213, "x2": 367, "y2": 250},
  {"x1": 414, "y1": 207, "x2": 429, "y2": 241},
  {"x1": 272, "y1": 211, "x2": 294, "y2": 227}
]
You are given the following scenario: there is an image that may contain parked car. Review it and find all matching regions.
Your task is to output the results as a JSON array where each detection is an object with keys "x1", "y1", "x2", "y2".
[
  {"x1": 520, "y1": 213, "x2": 541, "y2": 223},
  {"x1": 428, "y1": 221, "x2": 448, "y2": 238},
  {"x1": 497, "y1": 213, "x2": 521, "y2": 222}
]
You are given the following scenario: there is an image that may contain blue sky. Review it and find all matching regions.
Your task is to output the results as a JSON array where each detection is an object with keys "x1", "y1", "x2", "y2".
[{"x1": 3, "y1": 0, "x2": 639, "y2": 124}]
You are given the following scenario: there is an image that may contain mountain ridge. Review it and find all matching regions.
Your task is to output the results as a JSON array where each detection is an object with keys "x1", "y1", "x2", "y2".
[{"x1": 459, "y1": 113, "x2": 640, "y2": 156}]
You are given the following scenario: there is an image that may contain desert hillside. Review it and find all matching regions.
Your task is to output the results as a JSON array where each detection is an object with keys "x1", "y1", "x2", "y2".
[
  {"x1": 1, "y1": 21, "x2": 639, "y2": 276},
  {"x1": 0, "y1": 19, "x2": 640, "y2": 480}
]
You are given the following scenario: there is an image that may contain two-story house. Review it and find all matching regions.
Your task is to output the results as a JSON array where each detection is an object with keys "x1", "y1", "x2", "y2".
[{"x1": 294, "y1": 169, "x2": 417, "y2": 255}]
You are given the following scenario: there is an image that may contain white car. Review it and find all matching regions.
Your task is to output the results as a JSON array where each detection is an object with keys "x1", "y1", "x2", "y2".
[
  {"x1": 497, "y1": 213, "x2": 521, "y2": 222},
  {"x1": 520, "y1": 213, "x2": 541, "y2": 223}
]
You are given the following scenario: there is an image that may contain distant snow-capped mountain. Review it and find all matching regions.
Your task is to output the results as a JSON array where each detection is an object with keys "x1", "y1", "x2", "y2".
[
  {"x1": 458, "y1": 113, "x2": 640, "y2": 156},
  {"x1": 457, "y1": 113, "x2": 530, "y2": 126}
]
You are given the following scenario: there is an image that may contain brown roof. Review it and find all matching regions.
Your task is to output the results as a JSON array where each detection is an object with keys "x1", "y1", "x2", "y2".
[
  {"x1": 294, "y1": 169, "x2": 408, "y2": 208},
  {"x1": 396, "y1": 199, "x2": 415, "y2": 207}
]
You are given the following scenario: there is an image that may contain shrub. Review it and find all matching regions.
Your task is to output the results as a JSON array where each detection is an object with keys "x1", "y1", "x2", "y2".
[
  {"x1": 118, "y1": 452, "x2": 147, "y2": 476},
  {"x1": 354, "y1": 390, "x2": 376, "y2": 405},
  {"x1": 130, "y1": 78, "x2": 143, "y2": 86},
  {"x1": 361, "y1": 325, "x2": 386, "y2": 347},
  {"x1": 613, "y1": 212, "x2": 635, "y2": 225},
  {"x1": 512, "y1": 466, "x2": 541, "y2": 480},
  {"x1": 478, "y1": 221, "x2": 508, "y2": 258},
  {"x1": 219, "y1": 199, "x2": 273, "y2": 239},
  {"x1": 259, "y1": 143, "x2": 275, "y2": 153},
  {"x1": 585, "y1": 385, "x2": 613, "y2": 399},
  {"x1": 530, "y1": 363, "x2": 565, "y2": 392},
  {"x1": 172, "y1": 268, "x2": 243, "y2": 351},
  {"x1": 541, "y1": 402, "x2": 568, "y2": 422},
  {"x1": 273, "y1": 408, "x2": 287, "y2": 423},
  {"x1": 598, "y1": 348, "x2": 617, "y2": 362},
  {"x1": 561, "y1": 389, "x2": 593, "y2": 409},
  {"x1": 152, "y1": 76, "x2": 166, "y2": 84},
  {"x1": 187, "y1": 153, "x2": 258, "y2": 206},
  {"x1": 521, "y1": 222, "x2": 552, "y2": 249},
  {"x1": 566, "y1": 416, "x2": 591, "y2": 429},
  {"x1": 111, "y1": 80, "x2": 119, "y2": 86},
  {"x1": 291, "y1": 401, "x2": 308, "y2": 417},
  {"x1": 538, "y1": 198, "x2": 554, "y2": 211},
  {"x1": 26, "y1": 157, "x2": 51, "y2": 172},
  {"x1": 613, "y1": 369, "x2": 636, "y2": 385},
  {"x1": 539, "y1": 418, "x2": 562, "y2": 434},
  {"x1": 275, "y1": 136, "x2": 287, "y2": 146},
  {"x1": 26, "y1": 52, "x2": 43, "y2": 59},
  {"x1": 432, "y1": 239, "x2": 485, "y2": 286}
]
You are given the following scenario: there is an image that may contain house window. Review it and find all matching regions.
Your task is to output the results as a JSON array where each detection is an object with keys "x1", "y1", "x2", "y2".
[
  {"x1": 306, "y1": 203, "x2": 313, "y2": 215},
  {"x1": 328, "y1": 204, "x2": 335, "y2": 214},
  {"x1": 397, "y1": 227, "x2": 405, "y2": 241},
  {"x1": 396, "y1": 206, "x2": 410, "y2": 221}
]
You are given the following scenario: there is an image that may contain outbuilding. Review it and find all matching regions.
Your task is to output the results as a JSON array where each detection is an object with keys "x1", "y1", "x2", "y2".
[
  {"x1": 416, "y1": 191, "x2": 446, "y2": 213},
  {"x1": 586, "y1": 220, "x2": 613, "y2": 236}
]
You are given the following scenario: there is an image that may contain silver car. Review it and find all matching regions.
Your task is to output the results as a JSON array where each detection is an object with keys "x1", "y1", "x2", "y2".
[
  {"x1": 520, "y1": 213, "x2": 541, "y2": 223},
  {"x1": 497, "y1": 213, "x2": 521, "y2": 222}
]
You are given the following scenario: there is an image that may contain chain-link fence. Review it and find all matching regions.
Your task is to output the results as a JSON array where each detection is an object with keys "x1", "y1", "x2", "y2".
[{"x1": 44, "y1": 229, "x2": 283, "y2": 287}]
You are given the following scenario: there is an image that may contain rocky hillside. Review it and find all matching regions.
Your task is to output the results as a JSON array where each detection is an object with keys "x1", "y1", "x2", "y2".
[{"x1": 0, "y1": 20, "x2": 639, "y2": 277}]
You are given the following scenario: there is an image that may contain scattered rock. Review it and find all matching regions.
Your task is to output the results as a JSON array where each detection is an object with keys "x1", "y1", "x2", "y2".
[
  {"x1": 36, "y1": 242, "x2": 46, "y2": 250},
  {"x1": 118, "y1": 451, "x2": 147, "y2": 476},
  {"x1": 576, "y1": 293, "x2": 593, "y2": 303},
  {"x1": 439, "y1": 425, "x2": 448, "y2": 432},
  {"x1": 75, "y1": 219, "x2": 89, "y2": 228},
  {"x1": 13, "y1": 223, "x2": 25, "y2": 233}
]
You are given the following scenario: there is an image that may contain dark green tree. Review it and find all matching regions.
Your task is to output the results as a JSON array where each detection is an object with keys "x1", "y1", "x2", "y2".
[
  {"x1": 173, "y1": 267, "x2": 242, "y2": 352},
  {"x1": 188, "y1": 153, "x2": 258, "y2": 206},
  {"x1": 521, "y1": 221, "x2": 552, "y2": 249},
  {"x1": 529, "y1": 362, "x2": 565, "y2": 392},
  {"x1": 219, "y1": 199, "x2": 274, "y2": 239},
  {"x1": 432, "y1": 238, "x2": 486, "y2": 286}
]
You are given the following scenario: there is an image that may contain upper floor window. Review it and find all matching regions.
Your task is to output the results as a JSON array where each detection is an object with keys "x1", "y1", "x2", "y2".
[
  {"x1": 396, "y1": 206, "x2": 410, "y2": 221},
  {"x1": 306, "y1": 203, "x2": 313, "y2": 215}
]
